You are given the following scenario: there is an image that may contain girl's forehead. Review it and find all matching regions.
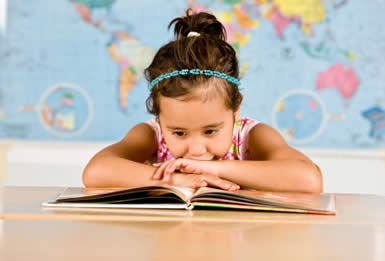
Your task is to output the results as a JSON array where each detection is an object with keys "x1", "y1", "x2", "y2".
[
  {"x1": 159, "y1": 94, "x2": 228, "y2": 112},
  {"x1": 178, "y1": 78, "x2": 228, "y2": 100},
  {"x1": 158, "y1": 95, "x2": 233, "y2": 127}
]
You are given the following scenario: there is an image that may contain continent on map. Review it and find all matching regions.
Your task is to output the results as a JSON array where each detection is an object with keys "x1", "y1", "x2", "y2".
[
  {"x1": 269, "y1": 0, "x2": 327, "y2": 38},
  {"x1": 191, "y1": 0, "x2": 353, "y2": 65},
  {"x1": 258, "y1": 0, "x2": 355, "y2": 61},
  {"x1": 362, "y1": 106, "x2": 385, "y2": 138},
  {"x1": 316, "y1": 63, "x2": 359, "y2": 100},
  {"x1": 70, "y1": 0, "x2": 116, "y2": 29},
  {"x1": 70, "y1": 0, "x2": 153, "y2": 111},
  {"x1": 107, "y1": 32, "x2": 155, "y2": 110}
]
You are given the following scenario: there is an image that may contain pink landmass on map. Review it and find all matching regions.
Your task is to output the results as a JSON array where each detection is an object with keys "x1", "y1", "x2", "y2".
[
  {"x1": 61, "y1": 97, "x2": 73, "y2": 107},
  {"x1": 270, "y1": 6, "x2": 292, "y2": 39},
  {"x1": 224, "y1": 22, "x2": 236, "y2": 43},
  {"x1": 71, "y1": 2, "x2": 102, "y2": 27},
  {"x1": 307, "y1": 99, "x2": 317, "y2": 110},
  {"x1": 191, "y1": 4, "x2": 207, "y2": 13},
  {"x1": 316, "y1": 63, "x2": 359, "y2": 99}
]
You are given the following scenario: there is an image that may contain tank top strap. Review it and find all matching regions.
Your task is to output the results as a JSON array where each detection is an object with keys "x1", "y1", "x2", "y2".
[
  {"x1": 145, "y1": 119, "x2": 175, "y2": 162},
  {"x1": 221, "y1": 117, "x2": 259, "y2": 160}
]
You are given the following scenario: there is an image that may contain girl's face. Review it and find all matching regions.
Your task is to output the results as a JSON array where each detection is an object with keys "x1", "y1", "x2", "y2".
[{"x1": 158, "y1": 93, "x2": 239, "y2": 160}]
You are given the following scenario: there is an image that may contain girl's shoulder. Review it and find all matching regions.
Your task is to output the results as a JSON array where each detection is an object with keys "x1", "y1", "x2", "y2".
[
  {"x1": 144, "y1": 118, "x2": 159, "y2": 128},
  {"x1": 143, "y1": 118, "x2": 164, "y2": 149},
  {"x1": 123, "y1": 122, "x2": 157, "y2": 142}
]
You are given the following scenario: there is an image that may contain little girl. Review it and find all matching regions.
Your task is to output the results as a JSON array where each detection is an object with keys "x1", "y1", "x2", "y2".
[{"x1": 83, "y1": 10, "x2": 323, "y2": 193}]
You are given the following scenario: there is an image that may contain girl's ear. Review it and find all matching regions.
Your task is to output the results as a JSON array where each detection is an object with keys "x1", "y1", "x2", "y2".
[{"x1": 234, "y1": 106, "x2": 241, "y2": 121}]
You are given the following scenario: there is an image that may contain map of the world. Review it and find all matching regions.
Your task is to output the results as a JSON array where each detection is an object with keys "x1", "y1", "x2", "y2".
[{"x1": 1, "y1": 0, "x2": 385, "y2": 149}]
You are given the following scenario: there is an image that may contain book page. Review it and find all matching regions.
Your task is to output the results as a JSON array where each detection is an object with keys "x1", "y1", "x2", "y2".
[
  {"x1": 166, "y1": 186, "x2": 195, "y2": 202},
  {"x1": 54, "y1": 185, "x2": 196, "y2": 204},
  {"x1": 192, "y1": 187, "x2": 335, "y2": 211}
]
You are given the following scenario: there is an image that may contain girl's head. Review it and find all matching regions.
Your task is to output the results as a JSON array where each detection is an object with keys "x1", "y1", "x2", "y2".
[
  {"x1": 145, "y1": 9, "x2": 242, "y2": 116},
  {"x1": 145, "y1": 10, "x2": 243, "y2": 160}
]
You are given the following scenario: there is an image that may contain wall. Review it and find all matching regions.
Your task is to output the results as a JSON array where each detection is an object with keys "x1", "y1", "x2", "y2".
[
  {"x1": 2, "y1": 141, "x2": 385, "y2": 196},
  {"x1": 1, "y1": 2, "x2": 384, "y2": 196}
]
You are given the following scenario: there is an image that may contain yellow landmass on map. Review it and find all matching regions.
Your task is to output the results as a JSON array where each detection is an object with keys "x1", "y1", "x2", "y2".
[
  {"x1": 119, "y1": 68, "x2": 136, "y2": 109},
  {"x1": 347, "y1": 52, "x2": 357, "y2": 60},
  {"x1": 220, "y1": 11, "x2": 233, "y2": 23},
  {"x1": 240, "y1": 63, "x2": 249, "y2": 77},
  {"x1": 274, "y1": 0, "x2": 326, "y2": 24}
]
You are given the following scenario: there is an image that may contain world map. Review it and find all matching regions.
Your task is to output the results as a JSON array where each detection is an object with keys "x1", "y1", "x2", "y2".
[{"x1": 1, "y1": 0, "x2": 385, "y2": 149}]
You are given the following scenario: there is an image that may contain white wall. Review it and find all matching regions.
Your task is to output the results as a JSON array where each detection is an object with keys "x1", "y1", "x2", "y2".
[
  {"x1": 3, "y1": 141, "x2": 108, "y2": 187},
  {"x1": 2, "y1": 141, "x2": 385, "y2": 196},
  {"x1": 304, "y1": 149, "x2": 385, "y2": 196}
]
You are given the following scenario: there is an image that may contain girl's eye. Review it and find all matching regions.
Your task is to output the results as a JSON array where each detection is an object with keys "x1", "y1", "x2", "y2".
[
  {"x1": 172, "y1": 131, "x2": 186, "y2": 137},
  {"x1": 204, "y1": 129, "x2": 218, "y2": 135}
]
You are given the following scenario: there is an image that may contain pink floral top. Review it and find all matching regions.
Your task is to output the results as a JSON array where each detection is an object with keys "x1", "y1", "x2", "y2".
[{"x1": 146, "y1": 117, "x2": 259, "y2": 163}]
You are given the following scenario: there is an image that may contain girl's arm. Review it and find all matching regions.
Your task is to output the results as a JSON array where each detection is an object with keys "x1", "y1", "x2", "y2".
[
  {"x1": 82, "y1": 123, "x2": 240, "y2": 190},
  {"x1": 82, "y1": 123, "x2": 160, "y2": 188},
  {"x1": 216, "y1": 123, "x2": 323, "y2": 193}
]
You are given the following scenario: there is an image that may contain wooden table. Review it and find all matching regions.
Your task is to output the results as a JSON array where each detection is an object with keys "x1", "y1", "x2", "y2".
[{"x1": 1, "y1": 186, "x2": 385, "y2": 260}]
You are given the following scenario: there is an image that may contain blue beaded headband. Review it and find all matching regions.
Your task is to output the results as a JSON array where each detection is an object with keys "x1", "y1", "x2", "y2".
[{"x1": 149, "y1": 69, "x2": 240, "y2": 90}]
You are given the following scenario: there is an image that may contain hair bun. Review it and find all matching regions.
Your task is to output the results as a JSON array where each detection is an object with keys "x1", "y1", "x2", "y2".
[{"x1": 168, "y1": 9, "x2": 226, "y2": 41}]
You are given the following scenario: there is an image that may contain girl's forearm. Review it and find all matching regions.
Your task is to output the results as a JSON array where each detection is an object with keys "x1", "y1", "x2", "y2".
[
  {"x1": 216, "y1": 160, "x2": 323, "y2": 193},
  {"x1": 82, "y1": 156, "x2": 160, "y2": 188}
]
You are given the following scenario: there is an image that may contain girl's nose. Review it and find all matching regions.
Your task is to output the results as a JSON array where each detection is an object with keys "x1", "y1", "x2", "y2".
[{"x1": 188, "y1": 142, "x2": 207, "y2": 157}]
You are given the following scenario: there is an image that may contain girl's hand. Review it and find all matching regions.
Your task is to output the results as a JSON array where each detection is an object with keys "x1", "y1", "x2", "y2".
[
  {"x1": 153, "y1": 159, "x2": 218, "y2": 182},
  {"x1": 152, "y1": 159, "x2": 239, "y2": 191},
  {"x1": 167, "y1": 173, "x2": 240, "y2": 192}
]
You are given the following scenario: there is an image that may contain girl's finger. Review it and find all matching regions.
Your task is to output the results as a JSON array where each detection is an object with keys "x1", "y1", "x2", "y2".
[
  {"x1": 229, "y1": 184, "x2": 240, "y2": 191},
  {"x1": 177, "y1": 159, "x2": 196, "y2": 174},
  {"x1": 184, "y1": 174, "x2": 207, "y2": 188},
  {"x1": 153, "y1": 161, "x2": 169, "y2": 179},
  {"x1": 179, "y1": 160, "x2": 194, "y2": 174},
  {"x1": 163, "y1": 160, "x2": 180, "y2": 182},
  {"x1": 196, "y1": 180, "x2": 208, "y2": 188},
  {"x1": 202, "y1": 175, "x2": 240, "y2": 191}
]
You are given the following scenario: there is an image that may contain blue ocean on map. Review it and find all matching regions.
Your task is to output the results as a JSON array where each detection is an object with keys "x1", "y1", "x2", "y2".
[{"x1": 1, "y1": 0, "x2": 385, "y2": 149}]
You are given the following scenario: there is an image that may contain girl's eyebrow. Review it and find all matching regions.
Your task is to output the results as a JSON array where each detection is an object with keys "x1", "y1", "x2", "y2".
[
  {"x1": 166, "y1": 122, "x2": 224, "y2": 130},
  {"x1": 166, "y1": 126, "x2": 187, "y2": 130},
  {"x1": 202, "y1": 122, "x2": 224, "y2": 128}
]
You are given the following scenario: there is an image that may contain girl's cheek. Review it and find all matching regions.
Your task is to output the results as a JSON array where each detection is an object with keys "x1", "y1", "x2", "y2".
[{"x1": 168, "y1": 143, "x2": 185, "y2": 158}]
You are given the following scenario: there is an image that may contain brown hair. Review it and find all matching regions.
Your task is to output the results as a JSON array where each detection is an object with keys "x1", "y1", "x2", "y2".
[{"x1": 145, "y1": 9, "x2": 243, "y2": 115}]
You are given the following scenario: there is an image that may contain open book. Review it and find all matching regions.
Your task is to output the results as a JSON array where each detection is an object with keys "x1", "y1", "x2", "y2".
[{"x1": 42, "y1": 185, "x2": 336, "y2": 215}]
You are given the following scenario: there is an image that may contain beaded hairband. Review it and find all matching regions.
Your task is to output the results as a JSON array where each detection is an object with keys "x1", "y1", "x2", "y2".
[{"x1": 149, "y1": 69, "x2": 240, "y2": 91}]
